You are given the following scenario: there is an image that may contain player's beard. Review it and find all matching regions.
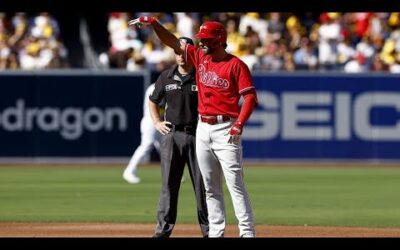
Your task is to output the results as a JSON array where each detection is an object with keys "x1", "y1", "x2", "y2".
[{"x1": 202, "y1": 46, "x2": 214, "y2": 55}]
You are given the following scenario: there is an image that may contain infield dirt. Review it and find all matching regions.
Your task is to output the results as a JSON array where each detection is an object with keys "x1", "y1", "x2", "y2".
[{"x1": 1, "y1": 222, "x2": 400, "y2": 237}]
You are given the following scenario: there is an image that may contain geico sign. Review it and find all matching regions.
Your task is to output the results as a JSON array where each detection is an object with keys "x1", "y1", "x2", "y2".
[
  {"x1": 243, "y1": 91, "x2": 400, "y2": 141},
  {"x1": 0, "y1": 99, "x2": 127, "y2": 140}
]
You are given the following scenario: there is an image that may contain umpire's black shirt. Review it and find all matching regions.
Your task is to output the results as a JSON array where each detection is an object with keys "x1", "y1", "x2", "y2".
[{"x1": 149, "y1": 64, "x2": 198, "y2": 126}]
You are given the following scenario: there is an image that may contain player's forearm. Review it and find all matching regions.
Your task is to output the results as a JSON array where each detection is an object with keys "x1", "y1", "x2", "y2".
[
  {"x1": 151, "y1": 21, "x2": 181, "y2": 54},
  {"x1": 237, "y1": 92, "x2": 258, "y2": 125}
]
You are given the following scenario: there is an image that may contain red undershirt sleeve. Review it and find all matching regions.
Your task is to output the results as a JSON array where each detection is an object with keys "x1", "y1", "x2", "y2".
[{"x1": 237, "y1": 88, "x2": 258, "y2": 125}]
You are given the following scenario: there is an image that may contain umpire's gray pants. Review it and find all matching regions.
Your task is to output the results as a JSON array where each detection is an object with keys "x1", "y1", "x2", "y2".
[{"x1": 154, "y1": 130, "x2": 209, "y2": 237}]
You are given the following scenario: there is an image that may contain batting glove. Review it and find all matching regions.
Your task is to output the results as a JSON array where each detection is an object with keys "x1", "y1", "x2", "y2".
[
  {"x1": 228, "y1": 121, "x2": 243, "y2": 144},
  {"x1": 128, "y1": 16, "x2": 156, "y2": 27}
]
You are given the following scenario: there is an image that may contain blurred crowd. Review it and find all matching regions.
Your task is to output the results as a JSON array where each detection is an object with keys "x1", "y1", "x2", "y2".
[
  {"x1": 2, "y1": 12, "x2": 400, "y2": 73},
  {"x1": 102, "y1": 12, "x2": 400, "y2": 74},
  {"x1": 0, "y1": 12, "x2": 69, "y2": 70}
]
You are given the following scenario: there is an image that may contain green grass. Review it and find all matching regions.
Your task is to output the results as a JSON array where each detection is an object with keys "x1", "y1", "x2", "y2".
[{"x1": 1, "y1": 164, "x2": 400, "y2": 228}]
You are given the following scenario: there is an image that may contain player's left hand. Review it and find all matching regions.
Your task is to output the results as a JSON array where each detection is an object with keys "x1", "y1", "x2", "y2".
[{"x1": 228, "y1": 121, "x2": 243, "y2": 144}]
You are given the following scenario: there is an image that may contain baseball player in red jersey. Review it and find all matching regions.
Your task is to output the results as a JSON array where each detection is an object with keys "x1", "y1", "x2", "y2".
[{"x1": 129, "y1": 16, "x2": 258, "y2": 238}]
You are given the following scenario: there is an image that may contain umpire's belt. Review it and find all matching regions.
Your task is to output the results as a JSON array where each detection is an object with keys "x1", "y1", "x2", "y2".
[
  {"x1": 200, "y1": 115, "x2": 231, "y2": 125},
  {"x1": 171, "y1": 124, "x2": 196, "y2": 135}
]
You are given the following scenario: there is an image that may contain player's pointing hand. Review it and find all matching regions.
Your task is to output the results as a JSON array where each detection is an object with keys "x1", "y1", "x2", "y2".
[{"x1": 128, "y1": 16, "x2": 156, "y2": 28}]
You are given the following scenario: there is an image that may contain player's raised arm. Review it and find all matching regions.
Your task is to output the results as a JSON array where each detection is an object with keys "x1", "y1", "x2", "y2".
[{"x1": 128, "y1": 16, "x2": 184, "y2": 55}]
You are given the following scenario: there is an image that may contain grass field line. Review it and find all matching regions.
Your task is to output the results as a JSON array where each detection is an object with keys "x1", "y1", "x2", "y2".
[{"x1": 1, "y1": 159, "x2": 400, "y2": 167}]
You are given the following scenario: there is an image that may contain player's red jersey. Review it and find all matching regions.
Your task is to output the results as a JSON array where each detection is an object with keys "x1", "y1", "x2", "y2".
[{"x1": 185, "y1": 44, "x2": 255, "y2": 118}]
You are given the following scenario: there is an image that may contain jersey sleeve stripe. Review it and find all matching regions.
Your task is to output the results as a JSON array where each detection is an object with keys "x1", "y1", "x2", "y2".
[{"x1": 239, "y1": 86, "x2": 255, "y2": 94}]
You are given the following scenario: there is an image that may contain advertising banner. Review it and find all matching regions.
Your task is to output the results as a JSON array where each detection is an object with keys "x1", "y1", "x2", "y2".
[
  {"x1": 0, "y1": 71, "x2": 149, "y2": 157},
  {"x1": 243, "y1": 73, "x2": 400, "y2": 160}
]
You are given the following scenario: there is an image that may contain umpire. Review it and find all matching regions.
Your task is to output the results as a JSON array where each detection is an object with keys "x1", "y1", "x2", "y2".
[{"x1": 148, "y1": 37, "x2": 209, "y2": 238}]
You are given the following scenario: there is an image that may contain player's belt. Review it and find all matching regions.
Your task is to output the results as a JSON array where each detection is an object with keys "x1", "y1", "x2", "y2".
[{"x1": 200, "y1": 115, "x2": 231, "y2": 125}]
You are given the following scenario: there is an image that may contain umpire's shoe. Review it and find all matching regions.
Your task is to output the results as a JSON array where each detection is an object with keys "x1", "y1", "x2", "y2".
[{"x1": 152, "y1": 232, "x2": 170, "y2": 238}]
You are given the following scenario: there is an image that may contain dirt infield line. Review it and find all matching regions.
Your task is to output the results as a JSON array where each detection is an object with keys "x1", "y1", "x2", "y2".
[{"x1": 1, "y1": 222, "x2": 400, "y2": 237}]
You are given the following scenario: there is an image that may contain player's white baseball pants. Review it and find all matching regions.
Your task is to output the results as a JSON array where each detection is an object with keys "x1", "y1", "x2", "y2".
[
  {"x1": 196, "y1": 119, "x2": 255, "y2": 237},
  {"x1": 124, "y1": 117, "x2": 160, "y2": 176}
]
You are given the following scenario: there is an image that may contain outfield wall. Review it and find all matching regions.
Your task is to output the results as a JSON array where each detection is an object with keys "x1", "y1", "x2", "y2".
[
  {"x1": 0, "y1": 70, "x2": 150, "y2": 160},
  {"x1": 0, "y1": 70, "x2": 399, "y2": 162},
  {"x1": 244, "y1": 72, "x2": 400, "y2": 161}
]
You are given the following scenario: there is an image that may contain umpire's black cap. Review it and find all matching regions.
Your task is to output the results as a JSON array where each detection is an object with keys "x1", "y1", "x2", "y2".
[{"x1": 179, "y1": 37, "x2": 194, "y2": 45}]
